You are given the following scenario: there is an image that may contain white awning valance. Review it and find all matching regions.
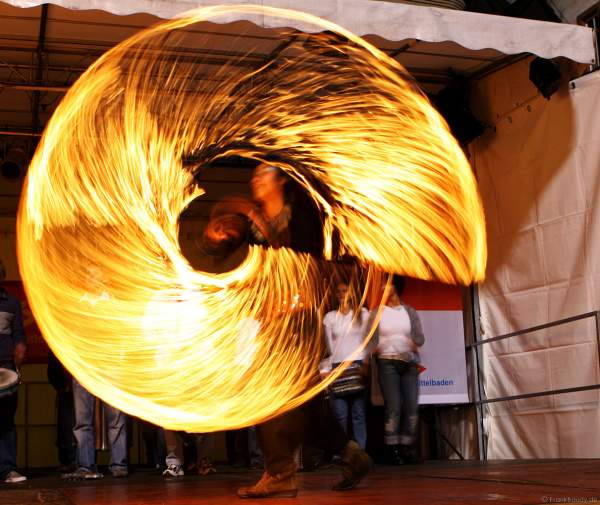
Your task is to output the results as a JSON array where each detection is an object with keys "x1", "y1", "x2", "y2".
[{"x1": 4, "y1": 0, "x2": 596, "y2": 64}]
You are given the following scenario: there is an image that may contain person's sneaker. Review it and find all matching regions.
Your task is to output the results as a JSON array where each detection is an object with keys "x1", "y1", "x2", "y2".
[
  {"x1": 62, "y1": 468, "x2": 103, "y2": 480},
  {"x1": 237, "y1": 471, "x2": 298, "y2": 499},
  {"x1": 198, "y1": 458, "x2": 217, "y2": 476},
  {"x1": 111, "y1": 467, "x2": 129, "y2": 478},
  {"x1": 331, "y1": 455, "x2": 343, "y2": 465},
  {"x1": 3, "y1": 471, "x2": 27, "y2": 483},
  {"x1": 162, "y1": 464, "x2": 184, "y2": 477},
  {"x1": 332, "y1": 440, "x2": 371, "y2": 491}
]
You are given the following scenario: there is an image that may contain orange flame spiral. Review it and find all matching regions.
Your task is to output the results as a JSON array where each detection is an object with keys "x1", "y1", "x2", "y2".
[{"x1": 17, "y1": 5, "x2": 486, "y2": 431}]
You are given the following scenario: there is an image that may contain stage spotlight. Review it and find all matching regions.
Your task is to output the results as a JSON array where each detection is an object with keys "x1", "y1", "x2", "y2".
[
  {"x1": 0, "y1": 146, "x2": 27, "y2": 180},
  {"x1": 529, "y1": 57, "x2": 561, "y2": 99},
  {"x1": 0, "y1": 160, "x2": 20, "y2": 180}
]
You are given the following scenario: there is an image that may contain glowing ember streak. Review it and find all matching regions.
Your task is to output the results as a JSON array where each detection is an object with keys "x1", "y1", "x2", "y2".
[{"x1": 17, "y1": 5, "x2": 486, "y2": 431}]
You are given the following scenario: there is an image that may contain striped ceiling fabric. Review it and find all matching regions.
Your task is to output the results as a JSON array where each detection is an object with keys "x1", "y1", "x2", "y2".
[{"x1": 398, "y1": 0, "x2": 466, "y2": 9}]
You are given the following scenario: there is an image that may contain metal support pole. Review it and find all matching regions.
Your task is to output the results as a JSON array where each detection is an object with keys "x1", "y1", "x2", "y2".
[
  {"x1": 594, "y1": 311, "x2": 600, "y2": 370},
  {"x1": 470, "y1": 285, "x2": 486, "y2": 461},
  {"x1": 592, "y1": 17, "x2": 600, "y2": 71}
]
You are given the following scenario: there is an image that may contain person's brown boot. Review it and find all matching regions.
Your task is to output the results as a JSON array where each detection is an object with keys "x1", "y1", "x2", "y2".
[
  {"x1": 332, "y1": 440, "x2": 372, "y2": 491},
  {"x1": 237, "y1": 471, "x2": 298, "y2": 499}
]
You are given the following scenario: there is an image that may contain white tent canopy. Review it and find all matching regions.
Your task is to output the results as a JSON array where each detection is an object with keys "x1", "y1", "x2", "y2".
[{"x1": 6, "y1": 0, "x2": 596, "y2": 64}]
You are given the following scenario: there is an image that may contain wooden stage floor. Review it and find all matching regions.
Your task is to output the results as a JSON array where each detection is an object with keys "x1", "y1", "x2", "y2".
[{"x1": 1, "y1": 460, "x2": 599, "y2": 505}]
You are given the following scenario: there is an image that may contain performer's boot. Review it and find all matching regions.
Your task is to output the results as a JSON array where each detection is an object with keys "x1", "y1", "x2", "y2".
[
  {"x1": 237, "y1": 471, "x2": 298, "y2": 499},
  {"x1": 332, "y1": 440, "x2": 372, "y2": 491}
]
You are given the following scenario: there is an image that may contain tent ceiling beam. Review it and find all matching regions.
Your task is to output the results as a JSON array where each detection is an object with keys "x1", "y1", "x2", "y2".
[
  {"x1": 32, "y1": 2, "x2": 48, "y2": 133},
  {"x1": 389, "y1": 39, "x2": 417, "y2": 59},
  {"x1": 1, "y1": 82, "x2": 68, "y2": 92},
  {"x1": 470, "y1": 53, "x2": 530, "y2": 81}
]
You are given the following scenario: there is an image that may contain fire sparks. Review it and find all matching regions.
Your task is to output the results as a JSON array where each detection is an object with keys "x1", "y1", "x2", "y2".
[{"x1": 17, "y1": 5, "x2": 486, "y2": 431}]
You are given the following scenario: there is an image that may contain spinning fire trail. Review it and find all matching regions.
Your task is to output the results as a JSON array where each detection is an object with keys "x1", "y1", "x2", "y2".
[{"x1": 17, "y1": 5, "x2": 486, "y2": 431}]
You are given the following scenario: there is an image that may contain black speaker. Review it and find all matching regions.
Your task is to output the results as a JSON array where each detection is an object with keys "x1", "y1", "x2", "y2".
[
  {"x1": 431, "y1": 83, "x2": 486, "y2": 145},
  {"x1": 529, "y1": 57, "x2": 562, "y2": 99}
]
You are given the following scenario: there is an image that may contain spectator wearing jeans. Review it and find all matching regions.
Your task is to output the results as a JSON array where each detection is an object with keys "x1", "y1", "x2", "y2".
[
  {"x1": 204, "y1": 163, "x2": 370, "y2": 498},
  {"x1": 374, "y1": 275, "x2": 424, "y2": 465},
  {"x1": 323, "y1": 282, "x2": 369, "y2": 450},
  {"x1": 63, "y1": 265, "x2": 128, "y2": 479},
  {"x1": 67, "y1": 380, "x2": 129, "y2": 479}
]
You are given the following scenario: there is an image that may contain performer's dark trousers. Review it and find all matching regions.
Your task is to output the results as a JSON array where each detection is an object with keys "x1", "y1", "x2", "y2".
[{"x1": 257, "y1": 393, "x2": 348, "y2": 478}]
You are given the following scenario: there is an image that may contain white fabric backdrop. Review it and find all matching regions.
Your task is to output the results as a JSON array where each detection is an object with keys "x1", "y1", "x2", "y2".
[{"x1": 472, "y1": 61, "x2": 600, "y2": 458}]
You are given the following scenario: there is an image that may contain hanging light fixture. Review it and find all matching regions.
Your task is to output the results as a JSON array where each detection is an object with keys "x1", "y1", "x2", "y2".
[{"x1": 0, "y1": 144, "x2": 28, "y2": 180}]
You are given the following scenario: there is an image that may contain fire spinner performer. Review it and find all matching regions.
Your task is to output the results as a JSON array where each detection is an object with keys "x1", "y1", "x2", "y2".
[{"x1": 202, "y1": 162, "x2": 371, "y2": 497}]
